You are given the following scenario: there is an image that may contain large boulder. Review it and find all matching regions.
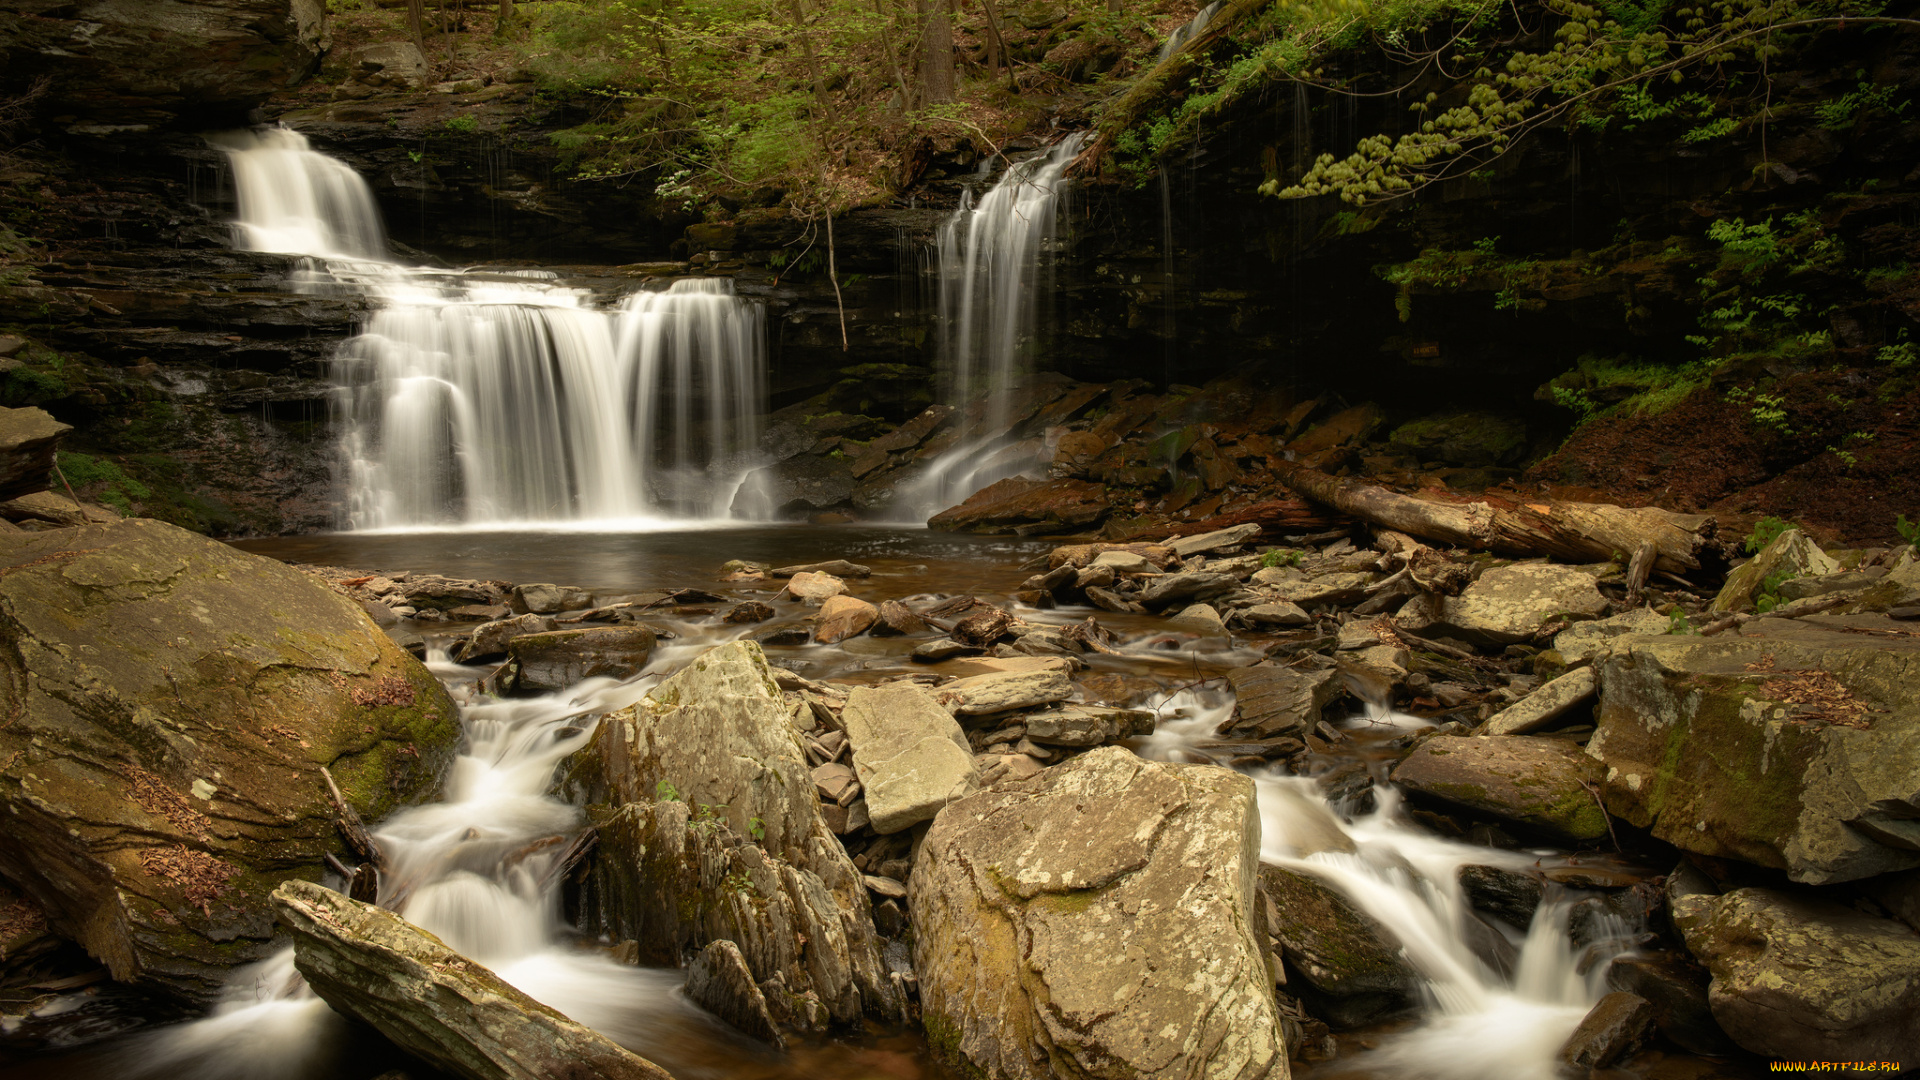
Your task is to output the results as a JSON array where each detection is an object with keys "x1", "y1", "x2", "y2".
[
  {"x1": 1587, "y1": 615, "x2": 1920, "y2": 884},
  {"x1": 563, "y1": 641, "x2": 899, "y2": 1025},
  {"x1": 912, "y1": 746, "x2": 1285, "y2": 1080},
  {"x1": 0, "y1": 407, "x2": 69, "y2": 502},
  {"x1": 1390, "y1": 735, "x2": 1609, "y2": 843},
  {"x1": 0, "y1": 0, "x2": 329, "y2": 124},
  {"x1": 1709, "y1": 527, "x2": 1837, "y2": 615},
  {"x1": 0, "y1": 519, "x2": 458, "y2": 1003},
  {"x1": 839, "y1": 685, "x2": 978, "y2": 834},
  {"x1": 1396, "y1": 563, "x2": 1609, "y2": 647},
  {"x1": 1672, "y1": 886, "x2": 1920, "y2": 1061},
  {"x1": 272, "y1": 880, "x2": 671, "y2": 1080}
]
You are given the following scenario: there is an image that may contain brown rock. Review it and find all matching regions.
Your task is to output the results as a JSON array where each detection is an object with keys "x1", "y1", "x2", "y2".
[
  {"x1": 723, "y1": 601, "x2": 776, "y2": 624},
  {"x1": 953, "y1": 607, "x2": 1016, "y2": 647},
  {"x1": 868, "y1": 599, "x2": 926, "y2": 636},
  {"x1": 927, "y1": 477, "x2": 1110, "y2": 534},
  {"x1": 0, "y1": 408, "x2": 71, "y2": 503},
  {"x1": 814, "y1": 595, "x2": 878, "y2": 644}
]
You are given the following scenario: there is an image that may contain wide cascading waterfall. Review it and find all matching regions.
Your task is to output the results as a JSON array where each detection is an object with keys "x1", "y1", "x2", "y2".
[
  {"x1": 1138, "y1": 687, "x2": 1635, "y2": 1080},
  {"x1": 210, "y1": 129, "x2": 390, "y2": 262},
  {"x1": 216, "y1": 127, "x2": 769, "y2": 529},
  {"x1": 900, "y1": 133, "x2": 1088, "y2": 518}
]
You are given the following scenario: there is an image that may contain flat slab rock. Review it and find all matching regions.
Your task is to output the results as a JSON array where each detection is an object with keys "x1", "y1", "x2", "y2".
[
  {"x1": 1397, "y1": 563, "x2": 1609, "y2": 646},
  {"x1": 273, "y1": 880, "x2": 671, "y2": 1080},
  {"x1": 1390, "y1": 735, "x2": 1609, "y2": 843},
  {"x1": 932, "y1": 668, "x2": 1072, "y2": 716},
  {"x1": 1589, "y1": 615, "x2": 1920, "y2": 884},
  {"x1": 1223, "y1": 664, "x2": 1341, "y2": 740},
  {"x1": 912, "y1": 746, "x2": 1285, "y2": 1080},
  {"x1": 840, "y1": 684, "x2": 978, "y2": 834}
]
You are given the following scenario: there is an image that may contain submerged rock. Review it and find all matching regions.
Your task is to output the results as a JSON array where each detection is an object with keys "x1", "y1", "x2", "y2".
[
  {"x1": 273, "y1": 880, "x2": 671, "y2": 1080},
  {"x1": 0, "y1": 520, "x2": 458, "y2": 1004},
  {"x1": 913, "y1": 747, "x2": 1284, "y2": 1080},
  {"x1": 1558, "y1": 991, "x2": 1657, "y2": 1069},
  {"x1": 1391, "y1": 735, "x2": 1609, "y2": 843},
  {"x1": 1588, "y1": 615, "x2": 1920, "y2": 884},
  {"x1": 509, "y1": 582, "x2": 595, "y2": 614},
  {"x1": 1223, "y1": 665, "x2": 1341, "y2": 740},
  {"x1": 1673, "y1": 886, "x2": 1920, "y2": 1061}
]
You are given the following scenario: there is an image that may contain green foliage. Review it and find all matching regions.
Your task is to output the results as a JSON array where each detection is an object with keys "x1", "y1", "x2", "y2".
[
  {"x1": 655, "y1": 779, "x2": 681, "y2": 802},
  {"x1": 1877, "y1": 339, "x2": 1916, "y2": 370},
  {"x1": 1260, "y1": 548, "x2": 1304, "y2": 568},
  {"x1": 1547, "y1": 354, "x2": 1712, "y2": 425},
  {"x1": 1754, "y1": 565, "x2": 1796, "y2": 613},
  {"x1": 444, "y1": 114, "x2": 479, "y2": 134},
  {"x1": 1551, "y1": 385, "x2": 1600, "y2": 423},
  {"x1": 1743, "y1": 514, "x2": 1798, "y2": 554},
  {"x1": 1896, "y1": 514, "x2": 1920, "y2": 551},
  {"x1": 1815, "y1": 78, "x2": 1908, "y2": 129},
  {"x1": 747, "y1": 815, "x2": 766, "y2": 841},
  {"x1": 1746, "y1": 391, "x2": 1792, "y2": 436},
  {"x1": 1376, "y1": 243, "x2": 1555, "y2": 320},
  {"x1": 1667, "y1": 609, "x2": 1695, "y2": 634},
  {"x1": 54, "y1": 452, "x2": 147, "y2": 515}
]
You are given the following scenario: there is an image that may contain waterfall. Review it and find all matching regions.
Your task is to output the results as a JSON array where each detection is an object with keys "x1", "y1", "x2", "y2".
[
  {"x1": 216, "y1": 127, "x2": 768, "y2": 530},
  {"x1": 1159, "y1": 1, "x2": 1223, "y2": 61},
  {"x1": 901, "y1": 133, "x2": 1087, "y2": 518},
  {"x1": 1139, "y1": 687, "x2": 1635, "y2": 1080}
]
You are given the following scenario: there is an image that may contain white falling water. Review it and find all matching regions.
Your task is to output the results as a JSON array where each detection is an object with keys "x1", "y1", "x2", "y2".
[
  {"x1": 1159, "y1": 1, "x2": 1224, "y2": 61},
  {"x1": 217, "y1": 127, "x2": 768, "y2": 530},
  {"x1": 898, "y1": 134, "x2": 1088, "y2": 519},
  {"x1": 1139, "y1": 687, "x2": 1633, "y2": 1080}
]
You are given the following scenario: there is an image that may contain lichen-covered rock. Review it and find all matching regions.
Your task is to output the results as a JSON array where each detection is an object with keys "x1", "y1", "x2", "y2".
[
  {"x1": 932, "y1": 668, "x2": 1072, "y2": 716},
  {"x1": 453, "y1": 612, "x2": 557, "y2": 663},
  {"x1": 840, "y1": 684, "x2": 978, "y2": 833},
  {"x1": 1587, "y1": 616, "x2": 1920, "y2": 884},
  {"x1": 273, "y1": 880, "x2": 671, "y2": 1080},
  {"x1": 1258, "y1": 865, "x2": 1417, "y2": 1027},
  {"x1": 912, "y1": 746, "x2": 1285, "y2": 1080},
  {"x1": 1551, "y1": 608, "x2": 1669, "y2": 665},
  {"x1": 0, "y1": 520, "x2": 458, "y2": 1003},
  {"x1": 509, "y1": 582, "x2": 594, "y2": 614},
  {"x1": 1390, "y1": 735, "x2": 1609, "y2": 843},
  {"x1": 1396, "y1": 563, "x2": 1609, "y2": 647},
  {"x1": 563, "y1": 640, "x2": 898, "y2": 1023},
  {"x1": 1482, "y1": 666, "x2": 1597, "y2": 736},
  {"x1": 1672, "y1": 886, "x2": 1920, "y2": 1061}
]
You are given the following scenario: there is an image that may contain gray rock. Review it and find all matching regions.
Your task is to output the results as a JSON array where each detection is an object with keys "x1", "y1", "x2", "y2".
[
  {"x1": 1222, "y1": 665, "x2": 1342, "y2": 739},
  {"x1": 1588, "y1": 616, "x2": 1920, "y2": 884},
  {"x1": 868, "y1": 599, "x2": 927, "y2": 636},
  {"x1": 0, "y1": 490, "x2": 119, "y2": 527},
  {"x1": 1551, "y1": 608, "x2": 1670, "y2": 664},
  {"x1": 1482, "y1": 666, "x2": 1597, "y2": 736},
  {"x1": 686, "y1": 939, "x2": 784, "y2": 1047},
  {"x1": 1168, "y1": 523, "x2": 1262, "y2": 558},
  {"x1": 932, "y1": 668, "x2": 1072, "y2": 716},
  {"x1": 1605, "y1": 952, "x2": 1735, "y2": 1056},
  {"x1": 1253, "y1": 569, "x2": 1372, "y2": 606},
  {"x1": 1397, "y1": 563, "x2": 1609, "y2": 646},
  {"x1": 1710, "y1": 528, "x2": 1838, "y2": 615},
  {"x1": 840, "y1": 685, "x2": 978, "y2": 834},
  {"x1": 1139, "y1": 571, "x2": 1237, "y2": 610},
  {"x1": 509, "y1": 582, "x2": 595, "y2": 615},
  {"x1": 1559, "y1": 991, "x2": 1657, "y2": 1069},
  {"x1": 0, "y1": 407, "x2": 70, "y2": 503},
  {"x1": 562, "y1": 641, "x2": 899, "y2": 1024},
  {"x1": 346, "y1": 41, "x2": 428, "y2": 88},
  {"x1": 1673, "y1": 886, "x2": 1920, "y2": 1061},
  {"x1": 1391, "y1": 735, "x2": 1609, "y2": 843},
  {"x1": 913, "y1": 747, "x2": 1285, "y2": 1080},
  {"x1": 1242, "y1": 601, "x2": 1311, "y2": 627},
  {"x1": 493, "y1": 626, "x2": 655, "y2": 694},
  {"x1": 273, "y1": 880, "x2": 671, "y2": 1080},
  {"x1": 911, "y1": 637, "x2": 980, "y2": 661},
  {"x1": 1090, "y1": 550, "x2": 1154, "y2": 573},
  {"x1": 771, "y1": 560, "x2": 872, "y2": 578},
  {"x1": 0, "y1": 520, "x2": 458, "y2": 1004},
  {"x1": 454, "y1": 612, "x2": 557, "y2": 662},
  {"x1": 1171, "y1": 602, "x2": 1226, "y2": 631},
  {"x1": 1020, "y1": 705, "x2": 1155, "y2": 747}
]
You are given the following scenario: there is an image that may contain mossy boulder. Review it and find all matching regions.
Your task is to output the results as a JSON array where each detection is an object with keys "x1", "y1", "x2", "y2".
[
  {"x1": 0, "y1": 519, "x2": 459, "y2": 1004},
  {"x1": 1390, "y1": 735, "x2": 1610, "y2": 843},
  {"x1": 1709, "y1": 527, "x2": 1837, "y2": 615},
  {"x1": 1258, "y1": 864, "x2": 1418, "y2": 1027},
  {"x1": 1387, "y1": 411, "x2": 1529, "y2": 466},
  {"x1": 1588, "y1": 615, "x2": 1920, "y2": 884}
]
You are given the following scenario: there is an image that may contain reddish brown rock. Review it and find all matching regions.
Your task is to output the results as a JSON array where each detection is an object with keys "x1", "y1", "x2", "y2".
[{"x1": 927, "y1": 478, "x2": 1110, "y2": 534}]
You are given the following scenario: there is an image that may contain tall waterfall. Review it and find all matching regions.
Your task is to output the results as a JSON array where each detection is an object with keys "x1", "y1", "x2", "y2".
[
  {"x1": 217, "y1": 127, "x2": 767, "y2": 530},
  {"x1": 905, "y1": 133, "x2": 1087, "y2": 517}
]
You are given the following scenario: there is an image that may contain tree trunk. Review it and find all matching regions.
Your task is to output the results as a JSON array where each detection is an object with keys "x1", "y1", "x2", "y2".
[
  {"x1": 919, "y1": 0, "x2": 955, "y2": 104},
  {"x1": 496, "y1": 0, "x2": 512, "y2": 34},
  {"x1": 1270, "y1": 461, "x2": 1724, "y2": 574},
  {"x1": 784, "y1": 0, "x2": 839, "y2": 130},
  {"x1": 979, "y1": 0, "x2": 1010, "y2": 80},
  {"x1": 407, "y1": 0, "x2": 427, "y2": 55}
]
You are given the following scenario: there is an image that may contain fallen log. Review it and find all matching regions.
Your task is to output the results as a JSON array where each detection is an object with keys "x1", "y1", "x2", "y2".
[
  {"x1": 1271, "y1": 461, "x2": 1723, "y2": 573},
  {"x1": 1103, "y1": 498, "x2": 1349, "y2": 544}
]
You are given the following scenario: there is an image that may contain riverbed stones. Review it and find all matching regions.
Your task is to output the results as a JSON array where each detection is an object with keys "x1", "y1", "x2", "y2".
[
  {"x1": 1396, "y1": 563, "x2": 1609, "y2": 647},
  {"x1": 1672, "y1": 886, "x2": 1920, "y2": 1061},
  {"x1": 0, "y1": 490, "x2": 119, "y2": 527},
  {"x1": 932, "y1": 668, "x2": 1072, "y2": 716},
  {"x1": 493, "y1": 626, "x2": 656, "y2": 694},
  {"x1": 0, "y1": 519, "x2": 459, "y2": 1004},
  {"x1": 1172, "y1": 602, "x2": 1227, "y2": 631},
  {"x1": 814, "y1": 595, "x2": 878, "y2": 644},
  {"x1": 772, "y1": 560, "x2": 872, "y2": 578},
  {"x1": 839, "y1": 685, "x2": 978, "y2": 833},
  {"x1": 0, "y1": 407, "x2": 69, "y2": 503},
  {"x1": 1587, "y1": 615, "x2": 1920, "y2": 884},
  {"x1": 1709, "y1": 527, "x2": 1838, "y2": 615},
  {"x1": 1020, "y1": 704, "x2": 1155, "y2": 747},
  {"x1": 1139, "y1": 571, "x2": 1237, "y2": 610},
  {"x1": 1391, "y1": 735, "x2": 1609, "y2": 843},
  {"x1": 1168, "y1": 523, "x2": 1262, "y2": 558},
  {"x1": 1558, "y1": 991, "x2": 1657, "y2": 1069},
  {"x1": 1242, "y1": 601, "x2": 1311, "y2": 627},
  {"x1": 454, "y1": 612, "x2": 557, "y2": 662},
  {"x1": 869, "y1": 599, "x2": 926, "y2": 636},
  {"x1": 1551, "y1": 607, "x2": 1669, "y2": 664},
  {"x1": 509, "y1": 582, "x2": 594, "y2": 614},
  {"x1": 1482, "y1": 666, "x2": 1597, "y2": 735},
  {"x1": 1258, "y1": 865, "x2": 1418, "y2": 1027},
  {"x1": 1090, "y1": 549, "x2": 1156, "y2": 573},
  {"x1": 784, "y1": 571, "x2": 846, "y2": 604},
  {"x1": 912, "y1": 747, "x2": 1285, "y2": 1080},
  {"x1": 1222, "y1": 664, "x2": 1342, "y2": 740},
  {"x1": 564, "y1": 641, "x2": 898, "y2": 1024},
  {"x1": 273, "y1": 880, "x2": 671, "y2": 1080}
]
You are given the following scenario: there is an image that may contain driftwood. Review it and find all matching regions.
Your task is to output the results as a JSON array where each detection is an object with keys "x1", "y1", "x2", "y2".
[
  {"x1": 320, "y1": 766, "x2": 385, "y2": 870},
  {"x1": 1271, "y1": 461, "x2": 1722, "y2": 574}
]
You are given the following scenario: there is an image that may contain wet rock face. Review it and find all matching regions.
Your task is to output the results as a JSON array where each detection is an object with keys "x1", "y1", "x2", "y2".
[
  {"x1": 1390, "y1": 735, "x2": 1609, "y2": 843},
  {"x1": 1588, "y1": 615, "x2": 1920, "y2": 884},
  {"x1": 492, "y1": 626, "x2": 656, "y2": 694},
  {"x1": 912, "y1": 746, "x2": 1285, "y2": 1080},
  {"x1": 0, "y1": 519, "x2": 459, "y2": 1004},
  {"x1": 0, "y1": 0, "x2": 329, "y2": 125},
  {"x1": 1673, "y1": 886, "x2": 1920, "y2": 1062},
  {"x1": 1258, "y1": 865, "x2": 1418, "y2": 1028},
  {"x1": 272, "y1": 880, "x2": 673, "y2": 1080}
]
